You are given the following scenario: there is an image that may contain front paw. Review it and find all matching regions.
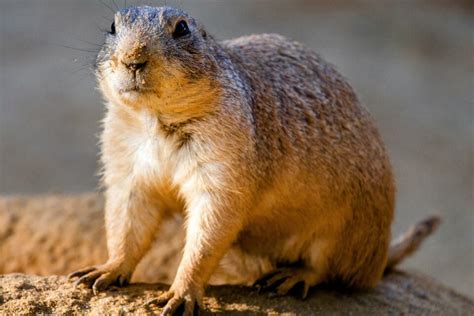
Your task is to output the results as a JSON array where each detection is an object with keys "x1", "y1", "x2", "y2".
[
  {"x1": 147, "y1": 285, "x2": 202, "y2": 316},
  {"x1": 68, "y1": 262, "x2": 131, "y2": 295}
]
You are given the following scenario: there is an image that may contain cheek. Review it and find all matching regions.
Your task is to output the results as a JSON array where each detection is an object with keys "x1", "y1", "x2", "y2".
[
  {"x1": 100, "y1": 60, "x2": 137, "y2": 92},
  {"x1": 175, "y1": 53, "x2": 207, "y2": 80},
  {"x1": 158, "y1": 65, "x2": 187, "y2": 93},
  {"x1": 98, "y1": 76, "x2": 123, "y2": 106},
  {"x1": 110, "y1": 71, "x2": 134, "y2": 90},
  {"x1": 97, "y1": 65, "x2": 124, "y2": 103}
]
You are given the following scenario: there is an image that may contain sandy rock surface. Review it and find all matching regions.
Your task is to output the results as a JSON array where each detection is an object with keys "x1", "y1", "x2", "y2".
[
  {"x1": 1, "y1": 194, "x2": 473, "y2": 314},
  {"x1": 1, "y1": 272, "x2": 473, "y2": 315},
  {"x1": 0, "y1": 194, "x2": 264, "y2": 285}
]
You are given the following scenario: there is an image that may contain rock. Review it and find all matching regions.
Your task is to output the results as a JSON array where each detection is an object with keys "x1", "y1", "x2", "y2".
[
  {"x1": 1, "y1": 272, "x2": 473, "y2": 315},
  {"x1": 0, "y1": 194, "x2": 250, "y2": 285},
  {"x1": 1, "y1": 194, "x2": 473, "y2": 314}
]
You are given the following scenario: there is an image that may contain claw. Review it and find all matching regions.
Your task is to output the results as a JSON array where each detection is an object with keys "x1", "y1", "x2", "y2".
[
  {"x1": 161, "y1": 296, "x2": 184, "y2": 316},
  {"x1": 68, "y1": 266, "x2": 96, "y2": 280},
  {"x1": 302, "y1": 282, "x2": 310, "y2": 300},
  {"x1": 148, "y1": 289, "x2": 200, "y2": 316},
  {"x1": 118, "y1": 275, "x2": 129, "y2": 286},
  {"x1": 265, "y1": 270, "x2": 293, "y2": 289},
  {"x1": 69, "y1": 264, "x2": 130, "y2": 294},
  {"x1": 92, "y1": 272, "x2": 113, "y2": 295},
  {"x1": 146, "y1": 291, "x2": 174, "y2": 307},
  {"x1": 74, "y1": 270, "x2": 102, "y2": 289},
  {"x1": 183, "y1": 298, "x2": 201, "y2": 316},
  {"x1": 253, "y1": 270, "x2": 280, "y2": 288},
  {"x1": 254, "y1": 268, "x2": 292, "y2": 293},
  {"x1": 254, "y1": 267, "x2": 316, "y2": 299}
]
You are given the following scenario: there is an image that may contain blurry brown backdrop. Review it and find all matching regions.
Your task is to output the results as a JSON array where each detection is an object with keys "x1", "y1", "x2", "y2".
[{"x1": 0, "y1": 0, "x2": 472, "y2": 296}]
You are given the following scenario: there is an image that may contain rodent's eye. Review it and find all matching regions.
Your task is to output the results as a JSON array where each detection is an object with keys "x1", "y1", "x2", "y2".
[
  {"x1": 173, "y1": 20, "x2": 190, "y2": 38},
  {"x1": 109, "y1": 22, "x2": 116, "y2": 35}
]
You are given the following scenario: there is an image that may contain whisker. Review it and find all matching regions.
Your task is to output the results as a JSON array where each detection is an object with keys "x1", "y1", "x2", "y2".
[
  {"x1": 71, "y1": 56, "x2": 97, "y2": 68},
  {"x1": 92, "y1": 21, "x2": 109, "y2": 34},
  {"x1": 54, "y1": 44, "x2": 100, "y2": 53},
  {"x1": 101, "y1": 15, "x2": 113, "y2": 23},
  {"x1": 111, "y1": 0, "x2": 120, "y2": 10},
  {"x1": 70, "y1": 65, "x2": 93, "y2": 75},
  {"x1": 73, "y1": 38, "x2": 103, "y2": 48},
  {"x1": 75, "y1": 70, "x2": 96, "y2": 84},
  {"x1": 98, "y1": 0, "x2": 116, "y2": 14}
]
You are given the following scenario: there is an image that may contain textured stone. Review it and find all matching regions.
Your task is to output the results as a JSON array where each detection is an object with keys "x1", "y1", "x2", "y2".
[
  {"x1": 1, "y1": 272, "x2": 473, "y2": 315},
  {"x1": 1, "y1": 194, "x2": 473, "y2": 314}
]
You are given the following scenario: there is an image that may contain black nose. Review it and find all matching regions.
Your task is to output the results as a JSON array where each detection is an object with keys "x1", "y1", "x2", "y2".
[{"x1": 122, "y1": 60, "x2": 148, "y2": 71}]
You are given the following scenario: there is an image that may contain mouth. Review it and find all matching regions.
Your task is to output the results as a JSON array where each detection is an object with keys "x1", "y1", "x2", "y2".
[
  {"x1": 107, "y1": 67, "x2": 153, "y2": 94},
  {"x1": 120, "y1": 86, "x2": 143, "y2": 93},
  {"x1": 117, "y1": 80, "x2": 155, "y2": 94},
  {"x1": 120, "y1": 85, "x2": 156, "y2": 93},
  {"x1": 116, "y1": 84, "x2": 157, "y2": 102}
]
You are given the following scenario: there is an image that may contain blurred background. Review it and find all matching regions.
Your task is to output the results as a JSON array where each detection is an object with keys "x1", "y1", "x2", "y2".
[{"x1": 0, "y1": 0, "x2": 472, "y2": 296}]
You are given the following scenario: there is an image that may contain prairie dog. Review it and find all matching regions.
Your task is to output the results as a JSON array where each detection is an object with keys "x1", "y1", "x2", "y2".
[{"x1": 69, "y1": 6, "x2": 440, "y2": 315}]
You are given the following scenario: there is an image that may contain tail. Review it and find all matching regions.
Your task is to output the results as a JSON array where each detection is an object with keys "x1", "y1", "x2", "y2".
[{"x1": 385, "y1": 215, "x2": 441, "y2": 271}]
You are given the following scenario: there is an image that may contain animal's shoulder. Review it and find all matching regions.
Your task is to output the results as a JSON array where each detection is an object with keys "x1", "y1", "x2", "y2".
[
  {"x1": 221, "y1": 33, "x2": 334, "y2": 82},
  {"x1": 222, "y1": 33, "x2": 308, "y2": 60}
]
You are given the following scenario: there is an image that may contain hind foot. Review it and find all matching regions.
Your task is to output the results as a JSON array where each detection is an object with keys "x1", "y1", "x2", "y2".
[{"x1": 253, "y1": 267, "x2": 320, "y2": 299}]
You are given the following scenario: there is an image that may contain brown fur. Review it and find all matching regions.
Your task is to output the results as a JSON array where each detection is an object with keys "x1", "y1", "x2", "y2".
[{"x1": 69, "y1": 6, "x2": 439, "y2": 315}]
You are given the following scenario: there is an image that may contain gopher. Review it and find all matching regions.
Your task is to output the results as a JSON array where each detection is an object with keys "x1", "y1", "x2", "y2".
[{"x1": 69, "y1": 6, "x2": 440, "y2": 315}]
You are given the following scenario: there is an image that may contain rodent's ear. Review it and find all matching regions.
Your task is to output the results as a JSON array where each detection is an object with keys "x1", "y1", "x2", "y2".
[{"x1": 197, "y1": 23, "x2": 207, "y2": 39}]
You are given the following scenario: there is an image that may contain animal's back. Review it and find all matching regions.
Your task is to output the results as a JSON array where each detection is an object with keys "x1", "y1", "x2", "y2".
[
  {"x1": 223, "y1": 34, "x2": 388, "y2": 182},
  {"x1": 224, "y1": 34, "x2": 396, "y2": 287}
]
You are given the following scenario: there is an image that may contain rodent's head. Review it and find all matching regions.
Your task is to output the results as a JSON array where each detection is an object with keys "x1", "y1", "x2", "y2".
[{"x1": 97, "y1": 6, "x2": 220, "y2": 117}]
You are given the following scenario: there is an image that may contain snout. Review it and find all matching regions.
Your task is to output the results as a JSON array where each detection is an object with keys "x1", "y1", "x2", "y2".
[
  {"x1": 121, "y1": 60, "x2": 148, "y2": 72},
  {"x1": 117, "y1": 39, "x2": 149, "y2": 73},
  {"x1": 107, "y1": 39, "x2": 153, "y2": 94},
  {"x1": 118, "y1": 42, "x2": 148, "y2": 72}
]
